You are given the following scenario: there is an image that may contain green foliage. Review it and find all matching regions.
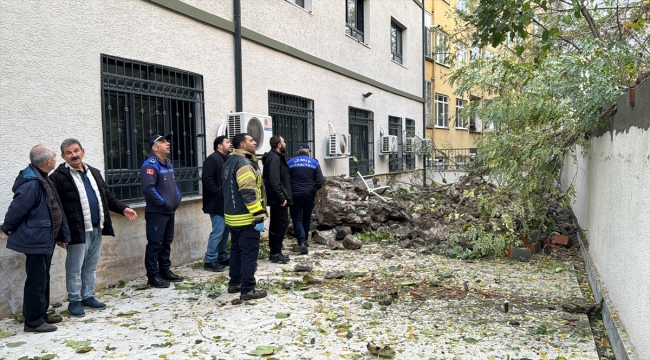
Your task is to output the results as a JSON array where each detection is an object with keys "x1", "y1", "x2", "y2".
[{"x1": 357, "y1": 231, "x2": 392, "y2": 244}]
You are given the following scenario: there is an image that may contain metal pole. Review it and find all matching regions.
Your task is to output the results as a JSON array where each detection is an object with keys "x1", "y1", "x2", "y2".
[{"x1": 234, "y1": 0, "x2": 243, "y2": 112}]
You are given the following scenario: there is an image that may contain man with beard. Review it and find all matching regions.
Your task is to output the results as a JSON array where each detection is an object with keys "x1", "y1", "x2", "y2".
[
  {"x1": 223, "y1": 133, "x2": 268, "y2": 300},
  {"x1": 201, "y1": 135, "x2": 231, "y2": 272},
  {"x1": 49, "y1": 138, "x2": 137, "y2": 317},
  {"x1": 261, "y1": 135, "x2": 292, "y2": 264}
]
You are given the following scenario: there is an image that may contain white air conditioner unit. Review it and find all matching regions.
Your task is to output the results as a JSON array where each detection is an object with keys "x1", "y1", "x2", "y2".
[
  {"x1": 223, "y1": 112, "x2": 273, "y2": 155},
  {"x1": 380, "y1": 135, "x2": 398, "y2": 155},
  {"x1": 325, "y1": 132, "x2": 351, "y2": 158},
  {"x1": 419, "y1": 138, "x2": 433, "y2": 154},
  {"x1": 404, "y1": 137, "x2": 421, "y2": 154}
]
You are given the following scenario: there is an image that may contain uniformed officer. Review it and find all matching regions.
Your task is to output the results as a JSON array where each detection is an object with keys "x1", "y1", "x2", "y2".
[{"x1": 140, "y1": 134, "x2": 183, "y2": 288}]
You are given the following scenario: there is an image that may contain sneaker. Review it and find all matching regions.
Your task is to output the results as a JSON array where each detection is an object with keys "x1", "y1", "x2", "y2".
[
  {"x1": 227, "y1": 284, "x2": 241, "y2": 294},
  {"x1": 160, "y1": 270, "x2": 184, "y2": 282},
  {"x1": 240, "y1": 288, "x2": 267, "y2": 301},
  {"x1": 148, "y1": 274, "x2": 170, "y2": 288},
  {"x1": 44, "y1": 314, "x2": 62, "y2": 324},
  {"x1": 68, "y1": 301, "x2": 85, "y2": 317},
  {"x1": 218, "y1": 258, "x2": 230, "y2": 266},
  {"x1": 299, "y1": 243, "x2": 309, "y2": 255},
  {"x1": 203, "y1": 261, "x2": 226, "y2": 272},
  {"x1": 24, "y1": 323, "x2": 57, "y2": 333},
  {"x1": 81, "y1": 297, "x2": 106, "y2": 309},
  {"x1": 270, "y1": 253, "x2": 290, "y2": 264}
]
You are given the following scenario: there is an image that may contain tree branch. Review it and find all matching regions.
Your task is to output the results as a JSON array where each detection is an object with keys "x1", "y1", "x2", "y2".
[
  {"x1": 531, "y1": 17, "x2": 581, "y2": 51},
  {"x1": 578, "y1": 1, "x2": 601, "y2": 39}
]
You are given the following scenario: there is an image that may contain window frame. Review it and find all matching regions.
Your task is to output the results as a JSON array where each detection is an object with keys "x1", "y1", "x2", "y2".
[
  {"x1": 404, "y1": 118, "x2": 416, "y2": 170},
  {"x1": 349, "y1": 107, "x2": 375, "y2": 176},
  {"x1": 100, "y1": 54, "x2": 206, "y2": 203},
  {"x1": 390, "y1": 20, "x2": 404, "y2": 65},
  {"x1": 455, "y1": 99, "x2": 467, "y2": 129},
  {"x1": 456, "y1": 42, "x2": 467, "y2": 69},
  {"x1": 345, "y1": 0, "x2": 365, "y2": 43},
  {"x1": 424, "y1": 12, "x2": 432, "y2": 59},
  {"x1": 268, "y1": 91, "x2": 315, "y2": 160},
  {"x1": 434, "y1": 29, "x2": 449, "y2": 66},
  {"x1": 435, "y1": 94, "x2": 449, "y2": 128},
  {"x1": 425, "y1": 81, "x2": 433, "y2": 127},
  {"x1": 388, "y1": 116, "x2": 403, "y2": 173}
]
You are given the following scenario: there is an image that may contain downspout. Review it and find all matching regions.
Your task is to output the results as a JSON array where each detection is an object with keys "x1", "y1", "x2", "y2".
[
  {"x1": 421, "y1": 6, "x2": 427, "y2": 187},
  {"x1": 234, "y1": 0, "x2": 243, "y2": 112}
]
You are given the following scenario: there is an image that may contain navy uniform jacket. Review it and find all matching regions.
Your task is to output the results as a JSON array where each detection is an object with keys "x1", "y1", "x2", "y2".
[
  {"x1": 140, "y1": 156, "x2": 181, "y2": 213},
  {"x1": 287, "y1": 155, "x2": 324, "y2": 196}
]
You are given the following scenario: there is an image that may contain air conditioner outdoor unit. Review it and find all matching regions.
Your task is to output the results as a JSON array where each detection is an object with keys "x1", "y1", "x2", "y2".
[
  {"x1": 223, "y1": 112, "x2": 273, "y2": 155},
  {"x1": 326, "y1": 132, "x2": 351, "y2": 158},
  {"x1": 380, "y1": 135, "x2": 398, "y2": 155},
  {"x1": 419, "y1": 138, "x2": 433, "y2": 154},
  {"x1": 404, "y1": 137, "x2": 421, "y2": 154}
]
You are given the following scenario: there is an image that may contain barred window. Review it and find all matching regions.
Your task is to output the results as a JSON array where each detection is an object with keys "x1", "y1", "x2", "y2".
[
  {"x1": 101, "y1": 55, "x2": 205, "y2": 203},
  {"x1": 405, "y1": 119, "x2": 415, "y2": 170},
  {"x1": 388, "y1": 116, "x2": 403, "y2": 173},
  {"x1": 349, "y1": 107, "x2": 374, "y2": 175},
  {"x1": 268, "y1": 91, "x2": 314, "y2": 158}
]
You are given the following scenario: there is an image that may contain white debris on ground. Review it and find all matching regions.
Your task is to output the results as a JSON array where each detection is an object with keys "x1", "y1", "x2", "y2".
[{"x1": 0, "y1": 242, "x2": 599, "y2": 360}]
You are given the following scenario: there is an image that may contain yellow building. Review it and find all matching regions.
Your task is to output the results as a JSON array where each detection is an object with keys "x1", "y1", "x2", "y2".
[{"x1": 423, "y1": 0, "x2": 489, "y2": 171}]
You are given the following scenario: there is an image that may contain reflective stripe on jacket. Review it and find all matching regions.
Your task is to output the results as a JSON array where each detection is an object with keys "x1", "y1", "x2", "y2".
[{"x1": 222, "y1": 149, "x2": 267, "y2": 228}]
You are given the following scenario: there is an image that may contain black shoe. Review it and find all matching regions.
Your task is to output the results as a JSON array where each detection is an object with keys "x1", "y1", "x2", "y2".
[
  {"x1": 160, "y1": 270, "x2": 184, "y2": 282},
  {"x1": 44, "y1": 314, "x2": 63, "y2": 324},
  {"x1": 240, "y1": 288, "x2": 267, "y2": 301},
  {"x1": 148, "y1": 274, "x2": 170, "y2": 288},
  {"x1": 227, "y1": 284, "x2": 241, "y2": 294},
  {"x1": 270, "y1": 253, "x2": 290, "y2": 264},
  {"x1": 203, "y1": 261, "x2": 226, "y2": 272},
  {"x1": 218, "y1": 258, "x2": 230, "y2": 266},
  {"x1": 24, "y1": 323, "x2": 57, "y2": 333},
  {"x1": 299, "y1": 243, "x2": 309, "y2": 255}
]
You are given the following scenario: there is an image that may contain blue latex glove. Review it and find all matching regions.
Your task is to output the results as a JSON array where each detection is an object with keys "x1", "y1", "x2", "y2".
[{"x1": 254, "y1": 222, "x2": 265, "y2": 232}]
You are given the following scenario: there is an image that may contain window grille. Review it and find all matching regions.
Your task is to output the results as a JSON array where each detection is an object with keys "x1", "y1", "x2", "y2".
[
  {"x1": 268, "y1": 91, "x2": 315, "y2": 159},
  {"x1": 405, "y1": 119, "x2": 415, "y2": 170},
  {"x1": 388, "y1": 116, "x2": 403, "y2": 172},
  {"x1": 349, "y1": 107, "x2": 374, "y2": 175},
  {"x1": 101, "y1": 54, "x2": 205, "y2": 203}
]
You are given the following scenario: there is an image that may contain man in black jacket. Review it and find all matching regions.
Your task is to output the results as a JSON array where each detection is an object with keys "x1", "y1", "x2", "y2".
[
  {"x1": 201, "y1": 135, "x2": 231, "y2": 272},
  {"x1": 49, "y1": 138, "x2": 137, "y2": 317},
  {"x1": 2, "y1": 145, "x2": 70, "y2": 332},
  {"x1": 261, "y1": 135, "x2": 292, "y2": 264}
]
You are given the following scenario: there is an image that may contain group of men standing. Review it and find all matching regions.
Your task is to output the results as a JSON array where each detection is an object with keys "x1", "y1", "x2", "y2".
[
  {"x1": 1, "y1": 131, "x2": 322, "y2": 333},
  {"x1": 201, "y1": 133, "x2": 324, "y2": 299}
]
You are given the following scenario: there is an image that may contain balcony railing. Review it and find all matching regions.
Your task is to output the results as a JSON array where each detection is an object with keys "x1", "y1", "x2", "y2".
[{"x1": 428, "y1": 148, "x2": 477, "y2": 171}]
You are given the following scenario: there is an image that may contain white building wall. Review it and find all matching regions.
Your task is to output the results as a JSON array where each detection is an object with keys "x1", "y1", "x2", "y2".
[
  {"x1": 0, "y1": 0, "x2": 424, "y2": 318},
  {"x1": 560, "y1": 80, "x2": 650, "y2": 359}
]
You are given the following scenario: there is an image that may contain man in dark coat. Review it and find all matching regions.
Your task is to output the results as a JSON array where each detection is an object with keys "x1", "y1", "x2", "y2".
[
  {"x1": 141, "y1": 134, "x2": 183, "y2": 288},
  {"x1": 287, "y1": 143, "x2": 324, "y2": 254},
  {"x1": 1, "y1": 145, "x2": 70, "y2": 332},
  {"x1": 261, "y1": 135, "x2": 292, "y2": 264},
  {"x1": 201, "y1": 135, "x2": 231, "y2": 272},
  {"x1": 49, "y1": 138, "x2": 137, "y2": 317}
]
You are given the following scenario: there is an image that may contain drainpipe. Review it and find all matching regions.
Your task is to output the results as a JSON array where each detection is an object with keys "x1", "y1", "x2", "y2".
[
  {"x1": 421, "y1": 6, "x2": 427, "y2": 187},
  {"x1": 234, "y1": 0, "x2": 243, "y2": 112}
]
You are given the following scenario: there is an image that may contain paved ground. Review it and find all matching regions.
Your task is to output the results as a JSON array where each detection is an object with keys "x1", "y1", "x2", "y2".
[{"x1": 0, "y1": 241, "x2": 599, "y2": 360}]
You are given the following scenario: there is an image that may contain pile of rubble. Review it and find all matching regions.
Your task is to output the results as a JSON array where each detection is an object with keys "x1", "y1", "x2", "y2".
[{"x1": 306, "y1": 175, "x2": 580, "y2": 259}]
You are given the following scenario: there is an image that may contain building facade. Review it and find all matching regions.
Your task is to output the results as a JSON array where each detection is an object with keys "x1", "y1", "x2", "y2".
[
  {"x1": 423, "y1": 0, "x2": 485, "y2": 175},
  {"x1": 0, "y1": 0, "x2": 424, "y2": 317}
]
